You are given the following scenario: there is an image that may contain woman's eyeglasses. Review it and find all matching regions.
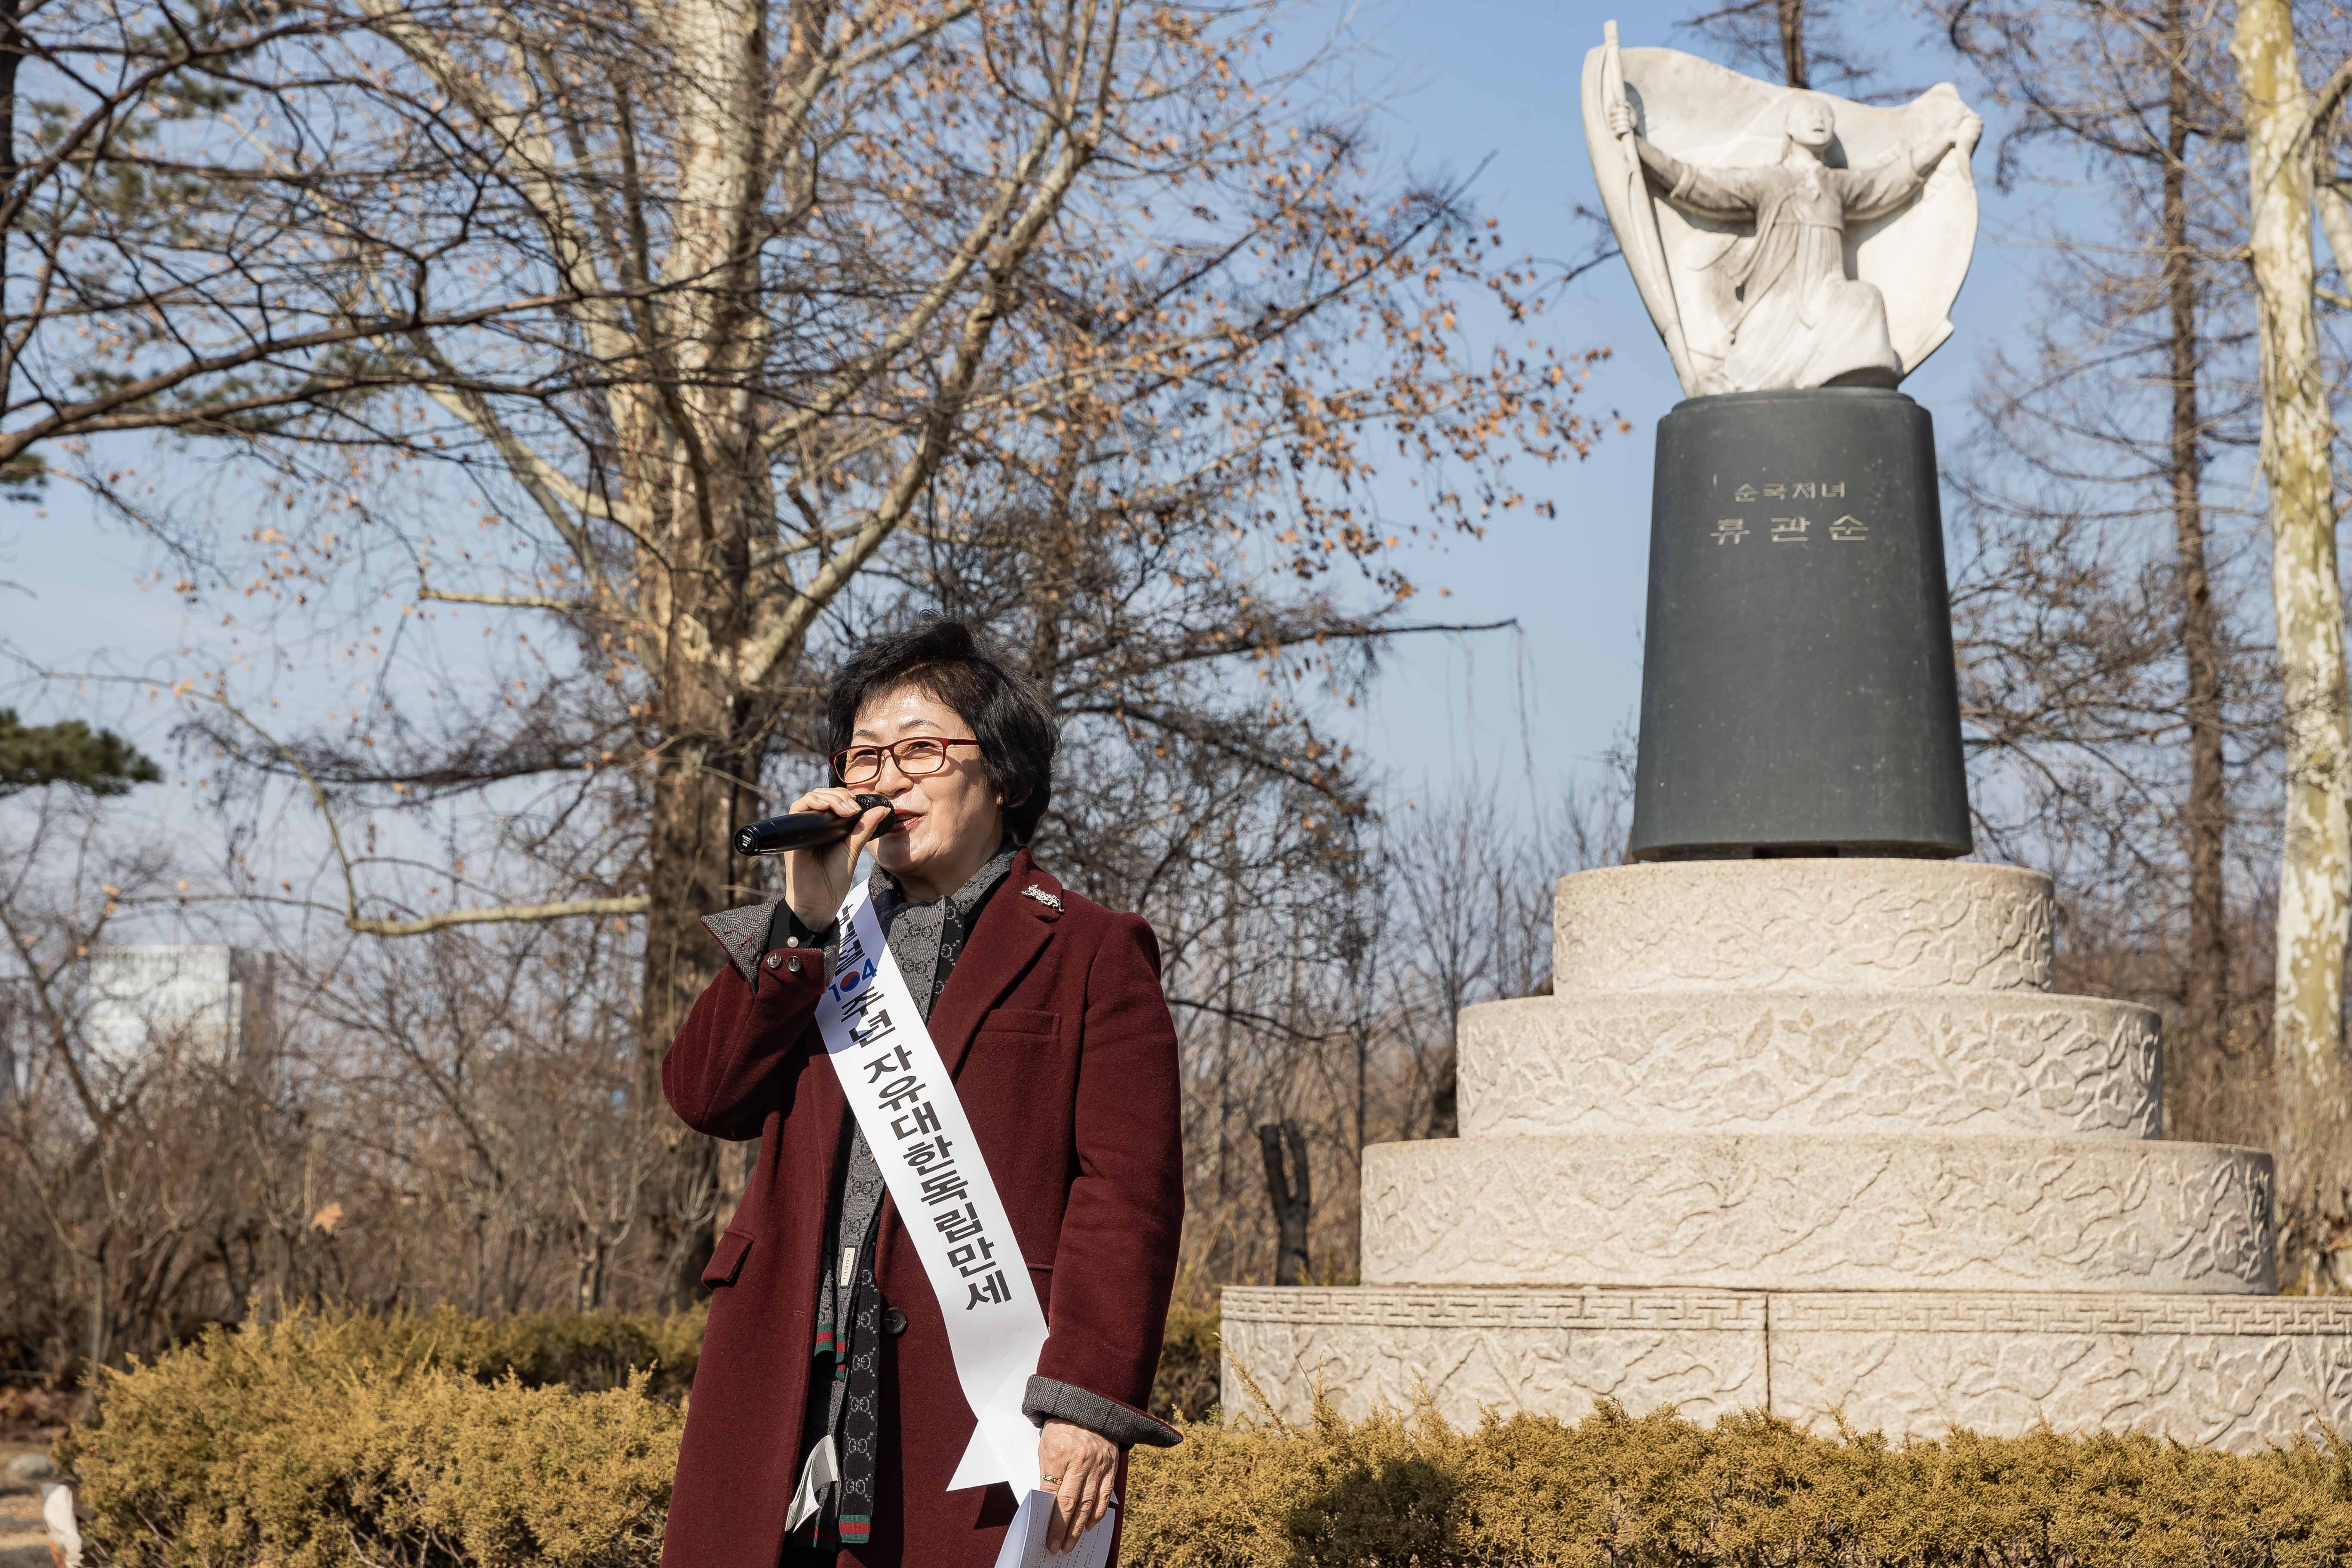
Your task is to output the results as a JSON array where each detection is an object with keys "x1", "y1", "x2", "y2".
[{"x1": 831, "y1": 736, "x2": 982, "y2": 786}]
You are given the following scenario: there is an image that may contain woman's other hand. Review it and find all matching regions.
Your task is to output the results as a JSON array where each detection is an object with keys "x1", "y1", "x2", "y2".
[
  {"x1": 1038, "y1": 1419, "x2": 1117, "y2": 1554},
  {"x1": 779, "y1": 788, "x2": 892, "y2": 929}
]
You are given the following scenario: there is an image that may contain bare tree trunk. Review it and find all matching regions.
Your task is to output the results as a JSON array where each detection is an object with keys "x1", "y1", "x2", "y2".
[
  {"x1": 641, "y1": 732, "x2": 735, "y2": 1301},
  {"x1": 2164, "y1": 0, "x2": 2233, "y2": 1141},
  {"x1": 2233, "y1": 0, "x2": 2352, "y2": 1292},
  {"x1": 1426, "y1": 1041, "x2": 1459, "y2": 1139},
  {"x1": 1777, "y1": 0, "x2": 1809, "y2": 89},
  {"x1": 1257, "y1": 1121, "x2": 1309, "y2": 1286},
  {"x1": 1353, "y1": 1026, "x2": 1367, "y2": 1166},
  {"x1": 0, "y1": 0, "x2": 17, "y2": 163},
  {"x1": 85, "y1": 1245, "x2": 107, "y2": 1373}
]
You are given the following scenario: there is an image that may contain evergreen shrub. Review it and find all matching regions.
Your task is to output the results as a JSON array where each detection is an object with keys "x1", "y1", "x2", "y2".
[
  {"x1": 1124, "y1": 1398, "x2": 2352, "y2": 1566},
  {"x1": 1149, "y1": 1300, "x2": 1222, "y2": 1422},
  {"x1": 58, "y1": 1311, "x2": 683, "y2": 1568},
  {"x1": 55, "y1": 1307, "x2": 2352, "y2": 1566},
  {"x1": 366, "y1": 1302, "x2": 707, "y2": 1399}
]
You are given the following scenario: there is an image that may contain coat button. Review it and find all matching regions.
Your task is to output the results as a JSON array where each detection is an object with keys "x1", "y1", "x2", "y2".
[
  {"x1": 787, "y1": 955, "x2": 803, "y2": 975},
  {"x1": 883, "y1": 1308, "x2": 908, "y2": 1335},
  {"x1": 763, "y1": 951, "x2": 784, "y2": 971}
]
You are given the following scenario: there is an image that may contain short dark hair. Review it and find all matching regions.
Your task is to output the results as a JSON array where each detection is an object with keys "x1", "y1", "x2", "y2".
[{"x1": 824, "y1": 619, "x2": 1059, "y2": 843}]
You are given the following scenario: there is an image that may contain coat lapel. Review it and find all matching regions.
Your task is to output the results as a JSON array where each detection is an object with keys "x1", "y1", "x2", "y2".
[
  {"x1": 929, "y1": 848, "x2": 1061, "y2": 1080},
  {"x1": 701, "y1": 895, "x2": 784, "y2": 986}
]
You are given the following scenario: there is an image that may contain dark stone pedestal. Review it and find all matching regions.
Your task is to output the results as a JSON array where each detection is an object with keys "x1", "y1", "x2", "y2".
[{"x1": 1628, "y1": 387, "x2": 1971, "y2": 862}]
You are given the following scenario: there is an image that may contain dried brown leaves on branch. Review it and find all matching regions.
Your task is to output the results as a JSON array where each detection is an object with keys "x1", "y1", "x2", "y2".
[{"x1": 53, "y1": 0, "x2": 1607, "y2": 1300}]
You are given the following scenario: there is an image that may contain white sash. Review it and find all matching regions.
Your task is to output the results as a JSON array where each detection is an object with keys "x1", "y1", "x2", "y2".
[{"x1": 811, "y1": 878, "x2": 1049, "y2": 1496}]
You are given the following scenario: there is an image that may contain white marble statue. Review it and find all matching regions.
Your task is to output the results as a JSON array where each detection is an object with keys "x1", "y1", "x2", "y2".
[{"x1": 1581, "y1": 24, "x2": 1984, "y2": 397}]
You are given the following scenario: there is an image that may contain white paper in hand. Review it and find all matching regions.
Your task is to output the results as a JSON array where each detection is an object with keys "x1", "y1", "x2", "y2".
[
  {"x1": 41, "y1": 1482, "x2": 83, "y2": 1568},
  {"x1": 991, "y1": 1488, "x2": 1117, "y2": 1568}
]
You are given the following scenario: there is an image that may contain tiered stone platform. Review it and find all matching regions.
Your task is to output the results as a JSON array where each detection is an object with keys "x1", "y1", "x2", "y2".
[{"x1": 1222, "y1": 861, "x2": 2352, "y2": 1451}]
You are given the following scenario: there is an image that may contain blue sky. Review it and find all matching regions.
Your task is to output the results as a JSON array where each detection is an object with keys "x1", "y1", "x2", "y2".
[
  {"x1": 0, "y1": 0, "x2": 2021, "y2": 827},
  {"x1": 1325, "y1": 0, "x2": 2016, "y2": 804}
]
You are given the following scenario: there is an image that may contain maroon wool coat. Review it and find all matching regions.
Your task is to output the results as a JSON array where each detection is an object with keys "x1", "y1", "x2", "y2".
[{"x1": 658, "y1": 850, "x2": 1184, "y2": 1568}]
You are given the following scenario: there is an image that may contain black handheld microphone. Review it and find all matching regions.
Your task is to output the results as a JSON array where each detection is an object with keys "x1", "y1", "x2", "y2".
[{"x1": 732, "y1": 793, "x2": 896, "y2": 858}]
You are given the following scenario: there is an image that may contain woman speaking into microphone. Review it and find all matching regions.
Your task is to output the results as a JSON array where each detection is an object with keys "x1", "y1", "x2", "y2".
[{"x1": 660, "y1": 619, "x2": 1183, "y2": 1568}]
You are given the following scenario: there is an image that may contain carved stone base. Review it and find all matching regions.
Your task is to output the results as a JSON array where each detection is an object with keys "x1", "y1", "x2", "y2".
[
  {"x1": 1220, "y1": 1286, "x2": 2352, "y2": 1452},
  {"x1": 1361, "y1": 1133, "x2": 2275, "y2": 1295},
  {"x1": 1772, "y1": 1292, "x2": 2352, "y2": 1451},
  {"x1": 1458, "y1": 990, "x2": 2161, "y2": 1139},
  {"x1": 1551, "y1": 861, "x2": 2052, "y2": 995},
  {"x1": 1225, "y1": 858, "x2": 2352, "y2": 1452},
  {"x1": 1219, "y1": 1286, "x2": 1768, "y2": 1430}
]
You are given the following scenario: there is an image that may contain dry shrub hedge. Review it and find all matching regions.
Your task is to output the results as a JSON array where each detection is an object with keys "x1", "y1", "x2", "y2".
[
  {"x1": 1151, "y1": 1301, "x2": 1223, "y2": 1423},
  {"x1": 58, "y1": 1311, "x2": 684, "y2": 1568},
  {"x1": 52, "y1": 1306, "x2": 2352, "y2": 1566},
  {"x1": 333, "y1": 1302, "x2": 707, "y2": 1400},
  {"x1": 1125, "y1": 1398, "x2": 2352, "y2": 1567}
]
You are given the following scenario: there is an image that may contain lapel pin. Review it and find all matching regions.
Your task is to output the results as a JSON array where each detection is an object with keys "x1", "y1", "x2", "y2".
[{"x1": 1020, "y1": 885, "x2": 1063, "y2": 911}]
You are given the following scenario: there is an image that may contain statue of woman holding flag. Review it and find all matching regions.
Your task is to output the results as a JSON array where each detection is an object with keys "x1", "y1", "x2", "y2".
[
  {"x1": 1581, "y1": 22, "x2": 1983, "y2": 397},
  {"x1": 660, "y1": 619, "x2": 1184, "y2": 1567},
  {"x1": 1606, "y1": 89, "x2": 1978, "y2": 391}
]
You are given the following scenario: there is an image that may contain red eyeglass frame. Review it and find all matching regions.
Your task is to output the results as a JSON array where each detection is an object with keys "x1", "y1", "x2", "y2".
[{"x1": 830, "y1": 735, "x2": 983, "y2": 783}]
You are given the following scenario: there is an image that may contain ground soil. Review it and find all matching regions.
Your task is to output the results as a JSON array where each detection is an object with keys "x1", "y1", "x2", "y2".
[{"x1": 0, "y1": 1436, "x2": 60, "y2": 1567}]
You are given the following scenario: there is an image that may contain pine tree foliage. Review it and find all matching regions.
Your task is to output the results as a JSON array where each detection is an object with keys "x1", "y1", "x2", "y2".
[{"x1": 0, "y1": 708, "x2": 160, "y2": 798}]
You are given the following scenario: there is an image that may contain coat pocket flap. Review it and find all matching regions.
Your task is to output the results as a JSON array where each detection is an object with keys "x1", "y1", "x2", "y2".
[{"x1": 702, "y1": 1228, "x2": 753, "y2": 1287}]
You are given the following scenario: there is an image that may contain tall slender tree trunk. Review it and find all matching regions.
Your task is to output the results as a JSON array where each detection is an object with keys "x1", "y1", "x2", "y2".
[
  {"x1": 620, "y1": 0, "x2": 785, "y2": 1305},
  {"x1": 0, "y1": 0, "x2": 19, "y2": 208},
  {"x1": 631, "y1": 435, "x2": 787, "y2": 1299},
  {"x1": 1426, "y1": 1029, "x2": 1459, "y2": 1138},
  {"x1": 85, "y1": 1243, "x2": 108, "y2": 1373},
  {"x1": 1258, "y1": 1121, "x2": 1310, "y2": 1286},
  {"x1": 639, "y1": 702, "x2": 764, "y2": 1301},
  {"x1": 2164, "y1": 0, "x2": 2235, "y2": 1142},
  {"x1": 0, "y1": 0, "x2": 20, "y2": 432},
  {"x1": 1776, "y1": 0, "x2": 1809, "y2": 89},
  {"x1": 2233, "y1": 0, "x2": 2352, "y2": 1292}
]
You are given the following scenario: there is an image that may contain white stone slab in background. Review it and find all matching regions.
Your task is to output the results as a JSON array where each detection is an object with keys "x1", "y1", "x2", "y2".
[
  {"x1": 1221, "y1": 1286, "x2": 2352, "y2": 1453},
  {"x1": 1219, "y1": 1286, "x2": 1766, "y2": 1430},
  {"x1": 1360, "y1": 1133, "x2": 2274, "y2": 1294},
  {"x1": 1458, "y1": 991, "x2": 2160, "y2": 1139},
  {"x1": 1225, "y1": 858, "x2": 2352, "y2": 1451},
  {"x1": 1553, "y1": 861, "x2": 2054, "y2": 995}
]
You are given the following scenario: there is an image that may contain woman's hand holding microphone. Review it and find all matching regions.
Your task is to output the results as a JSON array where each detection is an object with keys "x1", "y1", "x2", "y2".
[{"x1": 780, "y1": 788, "x2": 896, "y2": 931}]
